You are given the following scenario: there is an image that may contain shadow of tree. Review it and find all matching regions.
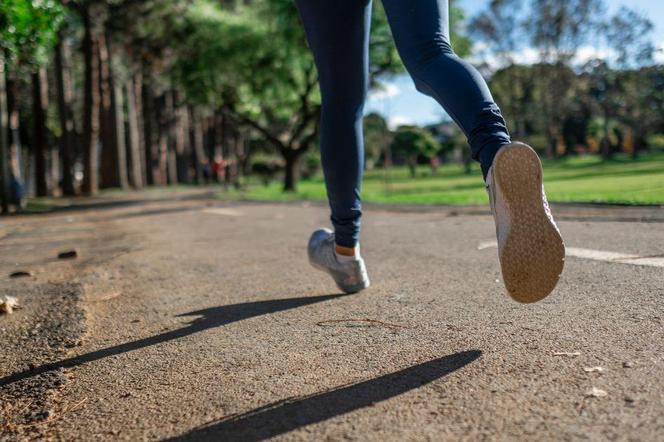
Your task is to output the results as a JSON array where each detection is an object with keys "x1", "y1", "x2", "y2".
[
  {"x1": 0, "y1": 294, "x2": 345, "y2": 387},
  {"x1": 168, "y1": 350, "x2": 482, "y2": 441}
]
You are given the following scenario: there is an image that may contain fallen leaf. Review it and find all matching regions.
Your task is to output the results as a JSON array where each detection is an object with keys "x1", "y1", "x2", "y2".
[
  {"x1": 583, "y1": 366, "x2": 605, "y2": 373},
  {"x1": 585, "y1": 387, "x2": 608, "y2": 398},
  {"x1": 553, "y1": 351, "x2": 581, "y2": 357},
  {"x1": 0, "y1": 296, "x2": 20, "y2": 314}
]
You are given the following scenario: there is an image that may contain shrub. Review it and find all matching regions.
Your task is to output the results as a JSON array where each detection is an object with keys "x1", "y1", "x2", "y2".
[{"x1": 647, "y1": 134, "x2": 664, "y2": 151}]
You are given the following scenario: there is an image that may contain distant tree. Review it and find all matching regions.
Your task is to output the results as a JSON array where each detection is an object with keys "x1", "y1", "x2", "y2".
[
  {"x1": 606, "y1": 7, "x2": 655, "y2": 70},
  {"x1": 527, "y1": 0, "x2": 604, "y2": 157},
  {"x1": 173, "y1": 0, "x2": 403, "y2": 192},
  {"x1": 583, "y1": 59, "x2": 620, "y2": 158},
  {"x1": 488, "y1": 64, "x2": 535, "y2": 139},
  {"x1": 470, "y1": 0, "x2": 524, "y2": 66},
  {"x1": 390, "y1": 126, "x2": 440, "y2": 178},
  {"x1": 448, "y1": 0, "x2": 473, "y2": 57},
  {"x1": 470, "y1": 0, "x2": 529, "y2": 138},
  {"x1": 363, "y1": 113, "x2": 392, "y2": 169},
  {"x1": 605, "y1": 7, "x2": 656, "y2": 158}
]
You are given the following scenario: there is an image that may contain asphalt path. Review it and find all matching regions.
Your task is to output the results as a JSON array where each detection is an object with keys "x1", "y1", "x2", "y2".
[{"x1": 1, "y1": 196, "x2": 662, "y2": 441}]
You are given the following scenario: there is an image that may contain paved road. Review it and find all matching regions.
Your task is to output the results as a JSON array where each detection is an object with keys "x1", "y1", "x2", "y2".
[{"x1": 1, "y1": 194, "x2": 663, "y2": 441}]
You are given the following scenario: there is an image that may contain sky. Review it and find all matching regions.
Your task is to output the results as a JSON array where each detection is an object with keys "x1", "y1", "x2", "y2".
[{"x1": 365, "y1": 0, "x2": 664, "y2": 129}]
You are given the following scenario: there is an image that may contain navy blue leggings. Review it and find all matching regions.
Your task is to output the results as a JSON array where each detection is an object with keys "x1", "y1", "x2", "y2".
[{"x1": 295, "y1": 0, "x2": 511, "y2": 248}]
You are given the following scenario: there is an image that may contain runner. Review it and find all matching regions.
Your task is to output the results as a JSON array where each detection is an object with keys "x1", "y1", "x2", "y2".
[{"x1": 299, "y1": 0, "x2": 565, "y2": 303}]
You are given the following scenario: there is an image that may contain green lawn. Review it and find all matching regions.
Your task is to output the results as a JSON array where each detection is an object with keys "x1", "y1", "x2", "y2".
[{"x1": 223, "y1": 152, "x2": 664, "y2": 206}]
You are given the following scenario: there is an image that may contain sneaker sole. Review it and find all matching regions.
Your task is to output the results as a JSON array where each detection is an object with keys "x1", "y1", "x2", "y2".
[
  {"x1": 307, "y1": 234, "x2": 370, "y2": 295},
  {"x1": 493, "y1": 143, "x2": 565, "y2": 303},
  {"x1": 309, "y1": 258, "x2": 370, "y2": 294}
]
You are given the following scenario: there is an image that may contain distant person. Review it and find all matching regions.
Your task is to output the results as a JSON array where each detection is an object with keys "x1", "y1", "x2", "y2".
[
  {"x1": 202, "y1": 162, "x2": 212, "y2": 184},
  {"x1": 212, "y1": 156, "x2": 226, "y2": 184},
  {"x1": 300, "y1": 0, "x2": 565, "y2": 303}
]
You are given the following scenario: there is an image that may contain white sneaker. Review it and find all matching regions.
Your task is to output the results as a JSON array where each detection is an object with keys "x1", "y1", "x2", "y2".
[
  {"x1": 308, "y1": 228, "x2": 370, "y2": 294},
  {"x1": 486, "y1": 142, "x2": 565, "y2": 303}
]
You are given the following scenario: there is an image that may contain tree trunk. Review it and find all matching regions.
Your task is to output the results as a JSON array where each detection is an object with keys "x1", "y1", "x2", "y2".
[
  {"x1": 601, "y1": 107, "x2": 612, "y2": 160},
  {"x1": 164, "y1": 91, "x2": 178, "y2": 185},
  {"x1": 132, "y1": 72, "x2": 147, "y2": 183},
  {"x1": 283, "y1": 151, "x2": 300, "y2": 192},
  {"x1": 544, "y1": 126, "x2": 555, "y2": 160},
  {"x1": 32, "y1": 68, "x2": 49, "y2": 197},
  {"x1": 0, "y1": 53, "x2": 9, "y2": 212},
  {"x1": 6, "y1": 80, "x2": 24, "y2": 201},
  {"x1": 125, "y1": 77, "x2": 143, "y2": 188},
  {"x1": 408, "y1": 157, "x2": 417, "y2": 178},
  {"x1": 98, "y1": 28, "x2": 127, "y2": 189},
  {"x1": 142, "y1": 75, "x2": 158, "y2": 185},
  {"x1": 189, "y1": 107, "x2": 205, "y2": 184},
  {"x1": 233, "y1": 130, "x2": 246, "y2": 188},
  {"x1": 55, "y1": 34, "x2": 76, "y2": 196},
  {"x1": 173, "y1": 90, "x2": 189, "y2": 183},
  {"x1": 155, "y1": 94, "x2": 168, "y2": 185},
  {"x1": 113, "y1": 81, "x2": 128, "y2": 188},
  {"x1": 82, "y1": 9, "x2": 100, "y2": 195}
]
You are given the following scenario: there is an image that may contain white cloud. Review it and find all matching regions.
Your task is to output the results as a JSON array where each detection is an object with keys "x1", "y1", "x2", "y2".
[
  {"x1": 387, "y1": 115, "x2": 414, "y2": 130},
  {"x1": 655, "y1": 41, "x2": 664, "y2": 64},
  {"x1": 470, "y1": 45, "x2": 540, "y2": 70},
  {"x1": 368, "y1": 82, "x2": 401, "y2": 101},
  {"x1": 573, "y1": 45, "x2": 615, "y2": 65},
  {"x1": 471, "y1": 44, "x2": 620, "y2": 70}
]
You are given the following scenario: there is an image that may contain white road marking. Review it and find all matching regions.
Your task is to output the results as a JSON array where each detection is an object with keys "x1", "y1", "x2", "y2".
[
  {"x1": 201, "y1": 208, "x2": 244, "y2": 217},
  {"x1": 478, "y1": 240, "x2": 664, "y2": 268}
]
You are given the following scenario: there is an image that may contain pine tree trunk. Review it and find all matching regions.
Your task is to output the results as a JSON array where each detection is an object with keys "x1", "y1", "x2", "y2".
[
  {"x1": 82, "y1": 9, "x2": 100, "y2": 195},
  {"x1": 164, "y1": 91, "x2": 178, "y2": 185},
  {"x1": 155, "y1": 95, "x2": 168, "y2": 185},
  {"x1": 6, "y1": 80, "x2": 23, "y2": 198},
  {"x1": 32, "y1": 68, "x2": 49, "y2": 197},
  {"x1": 98, "y1": 28, "x2": 127, "y2": 189},
  {"x1": 133, "y1": 72, "x2": 147, "y2": 183},
  {"x1": 142, "y1": 75, "x2": 158, "y2": 185},
  {"x1": 55, "y1": 34, "x2": 76, "y2": 196},
  {"x1": 173, "y1": 90, "x2": 189, "y2": 183},
  {"x1": 190, "y1": 107, "x2": 205, "y2": 184},
  {"x1": 113, "y1": 81, "x2": 128, "y2": 188},
  {"x1": 125, "y1": 78, "x2": 143, "y2": 188},
  {"x1": 0, "y1": 53, "x2": 9, "y2": 212}
]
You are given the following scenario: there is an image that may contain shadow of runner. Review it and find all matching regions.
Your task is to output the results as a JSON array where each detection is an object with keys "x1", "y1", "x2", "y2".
[
  {"x1": 0, "y1": 294, "x2": 345, "y2": 387},
  {"x1": 168, "y1": 350, "x2": 482, "y2": 442}
]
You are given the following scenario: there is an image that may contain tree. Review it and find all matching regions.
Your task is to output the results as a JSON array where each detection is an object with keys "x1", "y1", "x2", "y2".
[
  {"x1": 470, "y1": 0, "x2": 523, "y2": 66},
  {"x1": 527, "y1": 0, "x2": 604, "y2": 157},
  {"x1": 583, "y1": 59, "x2": 619, "y2": 158},
  {"x1": 390, "y1": 125, "x2": 440, "y2": 178},
  {"x1": 0, "y1": 54, "x2": 9, "y2": 212},
  {"x1": 0, "y1": 0, "x2": 64, "y2": 205},
  {"x1": 173, "y1": 0, "x2": 404, "y2": 191},
  {"x1": 363, "y1": 112, "x2": 392, "y2": 169},
  {"x1": 54, "y1": 29, "x2": 76, "y2": 196},
  {"x1": 80, "y1": 4, "x2": 101, "y2": 195},
  {"x1": 470, "y1": 0, "x2": 528, "y2": 137},
  {"x1": 607, "y1": 7, "x2": 655, "y2": 70},
  {"x1": 605, "y1": 7, "x2": 656, "y2": 158}
]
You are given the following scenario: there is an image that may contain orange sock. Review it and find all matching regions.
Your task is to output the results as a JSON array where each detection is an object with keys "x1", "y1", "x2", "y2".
[{"x1": 335, "y1": 244, "x2": 358, "y2": 257}]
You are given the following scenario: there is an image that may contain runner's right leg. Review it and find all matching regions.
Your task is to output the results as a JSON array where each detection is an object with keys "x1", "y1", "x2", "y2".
[{"x1": 295, "y1": 0, "x2": 372, "y2": 293}]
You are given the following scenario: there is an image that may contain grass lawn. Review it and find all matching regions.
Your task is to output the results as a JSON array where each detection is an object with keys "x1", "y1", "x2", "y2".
[{"x1": 222, "y1": 152, "x2": 664, "y2": 206}]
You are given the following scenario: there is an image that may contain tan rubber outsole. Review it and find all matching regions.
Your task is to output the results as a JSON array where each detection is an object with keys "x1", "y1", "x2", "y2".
[{"x1": 493, "y1": 143, "x2": 565, "y2": 303}]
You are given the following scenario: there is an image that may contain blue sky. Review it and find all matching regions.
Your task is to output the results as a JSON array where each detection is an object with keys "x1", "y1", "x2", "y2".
[{"x1": 365, "y1": 0, "x2": 664, "y2": 128}]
